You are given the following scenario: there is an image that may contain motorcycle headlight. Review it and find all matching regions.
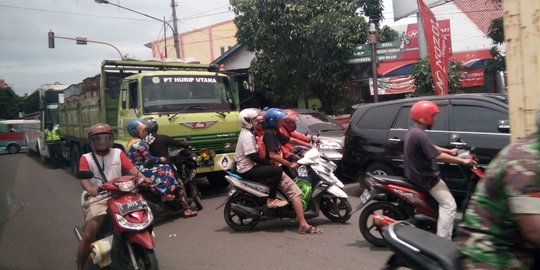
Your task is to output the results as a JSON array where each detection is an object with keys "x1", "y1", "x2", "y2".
[
  {"x1": 320, "y1": 141, "x2": 342, "y2": 150},
  {"x1": 297, "y1": 165, "x2": 309, "y2": 178},
  {"x1": 116, "y1": 180, "x2": 136, "y2": 192}
]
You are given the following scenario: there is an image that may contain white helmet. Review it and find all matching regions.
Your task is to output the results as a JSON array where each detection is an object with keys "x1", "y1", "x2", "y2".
[{"x1": 239, "y1": 108, "x2": 261, "y2": 129}]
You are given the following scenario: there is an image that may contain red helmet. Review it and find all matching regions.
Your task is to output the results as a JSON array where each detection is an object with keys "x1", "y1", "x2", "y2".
[{"x1": 410, "y1": 100, "x2": 440, "y2": 125}]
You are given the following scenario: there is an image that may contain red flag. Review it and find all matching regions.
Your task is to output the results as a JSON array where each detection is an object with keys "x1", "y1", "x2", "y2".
[{"x1": 417, "y1": 0, "x2": 450, "y2": 95}]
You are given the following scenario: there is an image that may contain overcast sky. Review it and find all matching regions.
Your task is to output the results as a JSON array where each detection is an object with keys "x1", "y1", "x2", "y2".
[{"x1": 0, "y1": 0, "x2": 407, "y2": 96}]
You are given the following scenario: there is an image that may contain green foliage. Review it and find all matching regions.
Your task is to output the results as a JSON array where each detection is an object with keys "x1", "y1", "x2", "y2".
[
  {"x1": 231, "y1": 0, "x2": 379, "y2": 114},
  {"x1": 410, "y1": 57, "x2": 465, "y2": 97},
  {"x1": 358, "y1": 0, "x2": 384, "y2": 25},
  {"x1": 488, "y1": 17, "x2": 504, "y2": 45},
  {"x1": 0, "y1": 87, "x2": 23, "y2": 119}
]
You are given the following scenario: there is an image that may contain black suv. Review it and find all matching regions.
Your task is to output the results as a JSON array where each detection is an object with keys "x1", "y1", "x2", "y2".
[{"x1": 342, "y1": 94, "x2": 509, "y2": 201}]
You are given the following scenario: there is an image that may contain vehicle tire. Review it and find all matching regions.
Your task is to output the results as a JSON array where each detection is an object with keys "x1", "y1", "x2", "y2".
[
  {"x1": 71, "y1": 145, "x2": 81, "y2": 175},
  {"x1": 358, "y1": 201, "x2": 406, "y2": 247},
  {"x1": 320, "y1": 197, "x2": 352, "y2": 223},
  {"x1": 366, "y1": 163, "x2": 395, "y2": 176},
  {"x1": 7, "y1": 144, "x2": 20, "y2": 154},
  {"x1": 132, "y1": 245, "x2": 159, "y2": 270},
  {"x1": 224, "y1": 195, "x2": 260, "y2": 231},
  {"x1": 187, "y1": 181, "x2": 203, "y2": 211},
  {"x1": 206, "y1": 171, "x2": 228, "y2": 188}
]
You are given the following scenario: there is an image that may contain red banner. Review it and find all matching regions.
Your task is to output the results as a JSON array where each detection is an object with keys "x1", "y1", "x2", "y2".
[
  {"x1": 370, "y1": 76, "x2": 415, "y2": 95},
  {"x1": 417, "y1": 0, "x2": 450, "y2": 95},
  {"x1": 460, "y1": 68, "x2": 485, "y2": 87}
]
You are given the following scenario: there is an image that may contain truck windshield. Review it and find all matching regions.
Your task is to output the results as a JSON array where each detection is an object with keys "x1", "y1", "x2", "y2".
[{"x1": 141, "y1": 75, "x2": 234, "y2": 114}]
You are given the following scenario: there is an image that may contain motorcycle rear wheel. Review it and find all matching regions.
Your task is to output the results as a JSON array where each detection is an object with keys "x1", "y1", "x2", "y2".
[
  {"x1": 359, "y1": 201, "x2": 406, "y2": 247},
  {"x1": 320, "y1": 197, "x2": 352, "y2": 223},
  {"x1": 224, "y1": 195, "x2": 260, "y2": 231}
]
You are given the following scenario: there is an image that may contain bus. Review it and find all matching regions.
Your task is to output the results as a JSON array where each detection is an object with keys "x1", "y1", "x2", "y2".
[
  {"x1": 0, "y1": 119, "x2": 41, "y2": 154},
  {"x1": 22, "y1": 83, "x2": 69, "y2": 158}
]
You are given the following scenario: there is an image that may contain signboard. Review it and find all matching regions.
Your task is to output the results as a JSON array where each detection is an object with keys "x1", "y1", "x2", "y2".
[
  {"x1": 351, "y1": 41, "x2": 404, "y2": 63},
  {"x1": 369, "y1": 75, "x2": 416, "y2": 95}
]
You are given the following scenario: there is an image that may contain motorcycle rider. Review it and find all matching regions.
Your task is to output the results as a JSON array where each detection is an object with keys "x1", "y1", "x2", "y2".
[
  {"x1": 125, "y1": 119, "x2": 191, "y2": 209},
  {"x1": 404, "y1": 100, "x2": 474, "y2": 239},
  {"x1": 141, "y1": 117, "x2": 197, "y2": 217},
  {"x1": 235, "y1": 108, "x2": 288, "y2": 208},
  {"x1": 262, "y1": 108, "x2": 323, "y2": 234},
  {"x1": 279, "y1": 109, "x2": 313, "y2": 161},
  {"x1": 76, "y1": 123, "x2": 150, "y2": 270},
  {"x1": 457, "y1": 109, "x2": 540, "y2": 269}
]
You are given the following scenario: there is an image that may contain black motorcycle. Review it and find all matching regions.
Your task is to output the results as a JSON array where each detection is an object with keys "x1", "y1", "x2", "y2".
[{"x1": 140, "y1": 148, "x2": 203, "y2": 220}]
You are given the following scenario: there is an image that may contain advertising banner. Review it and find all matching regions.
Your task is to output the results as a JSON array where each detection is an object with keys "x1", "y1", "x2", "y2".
[
  {"x1": 369, "y1": 76, "x2": 415, "y2": 95},
  {"x1": 460, "y1": 68, "x2": 485, "y2": 87},
  {"x1": 417, "y1": 0, "x2": 450, "y2": 95}
]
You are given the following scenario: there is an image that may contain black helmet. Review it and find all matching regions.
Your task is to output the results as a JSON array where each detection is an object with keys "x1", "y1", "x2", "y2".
[{"x1": 142, "y1": 117, "x2": 158, "y2": 133}]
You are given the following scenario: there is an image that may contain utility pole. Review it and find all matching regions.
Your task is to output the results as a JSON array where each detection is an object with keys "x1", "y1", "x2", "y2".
[{"x1": 170, "y1": 0, "x2": 181, "y2": 59}]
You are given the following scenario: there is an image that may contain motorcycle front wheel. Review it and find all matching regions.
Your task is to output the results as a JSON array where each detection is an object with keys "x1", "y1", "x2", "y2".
[
  {"x1": 224, "y1": 195, "x2": 260, "y2": 231},
  {"x1": 187, "y1": 181, "x2": 203, "y2": 211},
  {"x1": 132, "y1": 245, "x2": 159, "y2": 270},
  {"x1": 358, "y1": 201, "x2": 406, "y2": 247},
  {"x1": 320, "y1": 197, "x2": 352, "y2": 223}
]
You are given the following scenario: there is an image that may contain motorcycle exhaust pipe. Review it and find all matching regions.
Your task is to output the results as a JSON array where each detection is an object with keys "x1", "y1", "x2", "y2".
[{"x1": 230, "y1": 203, "x2": 261, "y2": 218}]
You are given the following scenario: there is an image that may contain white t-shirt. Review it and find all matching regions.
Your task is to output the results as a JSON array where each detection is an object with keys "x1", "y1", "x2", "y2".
[
  {"x1": 234, "y1": 128, "x2": 257, "y2": 173},
  {"x1": 82, "y1": 148, "x2": 123, "y2": 188}
]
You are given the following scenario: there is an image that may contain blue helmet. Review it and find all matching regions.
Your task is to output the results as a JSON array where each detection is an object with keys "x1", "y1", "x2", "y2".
[
  {"x1": 127, "y1": 119, "x2": 143, "y2": 137},
  {"x1": 264, "y1": 108, "x2": 287, "y2": 129}
]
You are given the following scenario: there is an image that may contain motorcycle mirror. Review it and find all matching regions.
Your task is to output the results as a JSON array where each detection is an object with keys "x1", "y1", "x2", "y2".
[
  {"x1": 143, "y1": 159, "x2": 155, "y2": 168},
  {"x1": 76, "y1": 170, "x2": 94, "y2": 179}
]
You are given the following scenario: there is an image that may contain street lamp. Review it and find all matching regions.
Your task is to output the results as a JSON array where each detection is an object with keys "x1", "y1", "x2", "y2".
[
  {"x1": 94, "y1": 0, "x2": 181, "y2": 59},
  {"x1": 368, "y1": 23, "x2": 379, "y2": 103},
  {"x1": 48, "y1": 30, "x2": 124, "y2": 59}
]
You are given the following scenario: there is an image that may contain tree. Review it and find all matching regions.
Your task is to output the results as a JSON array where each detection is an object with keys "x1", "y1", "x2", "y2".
[
  {"x1": 231, "y1": 0, "x2": 383, "y2": 114},
  {"x1": 410, "y1": 57, "x2": 464, "y2": 97},
  {"x1": 0, "y1": 86, "x2": 23, "y2": 119}
]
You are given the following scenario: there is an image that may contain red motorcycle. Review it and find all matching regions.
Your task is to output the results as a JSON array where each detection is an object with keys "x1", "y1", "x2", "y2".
[
  {"x1": 355, "y1": 148, "x2": 485, "y2": 247},
  {"x1": 74, "y1": 171, "x2": 159, "y2": 270}
]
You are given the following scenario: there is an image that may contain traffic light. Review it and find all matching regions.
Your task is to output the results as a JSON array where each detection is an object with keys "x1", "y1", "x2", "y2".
[{"x1": 48, "y1": 31, "x2": 55, "y2": 48}]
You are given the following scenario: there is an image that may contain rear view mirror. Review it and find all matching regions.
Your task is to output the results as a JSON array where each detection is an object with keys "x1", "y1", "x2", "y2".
[{"x1": 497, "y1": 120, "x2": 510, "y2": 133}]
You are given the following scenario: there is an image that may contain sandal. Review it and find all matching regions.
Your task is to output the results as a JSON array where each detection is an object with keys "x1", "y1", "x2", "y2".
[
  {"x1": 299, "y1": 226, "x2": 323, "y2": 234},
  {"x1": 266, "y1": 199, "x2": 288, "y2": 208},
  {"x1": 183, "y1": 209, "x2": 198, "y2": 218}
]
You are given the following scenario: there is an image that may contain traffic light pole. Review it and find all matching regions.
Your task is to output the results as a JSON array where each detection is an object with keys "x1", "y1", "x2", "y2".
[{"x1": 48, "y1": 31, "x2": 124, "y2": 59}]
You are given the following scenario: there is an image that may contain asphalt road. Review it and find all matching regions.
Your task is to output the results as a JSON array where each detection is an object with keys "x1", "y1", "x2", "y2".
[{"x1": 0, "y1": 153, "x2": 392, "y2": 270}]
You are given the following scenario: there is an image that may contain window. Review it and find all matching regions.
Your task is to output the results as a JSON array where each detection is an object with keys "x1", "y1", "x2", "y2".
[
  {"x1": 393, "y1": 104, "x2": 448, "y2": 130},
  {"x1": 357, "y1": 104, "x2": 400, "y2": 130},
  {"x1": 128, "y1": 82, "x2": 138, "y2": 109},
  {"x1": 452, "y1": 105, "x2": 506, "y2": 133}
]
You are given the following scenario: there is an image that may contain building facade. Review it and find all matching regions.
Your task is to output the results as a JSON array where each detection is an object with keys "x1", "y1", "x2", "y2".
[{"x1": 146, "y1": 20, "x2": 238, "y2": 63}]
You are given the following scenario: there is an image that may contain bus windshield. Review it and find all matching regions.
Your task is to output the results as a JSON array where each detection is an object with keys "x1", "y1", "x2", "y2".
[{"x1": 141, "y1": 75, "x2": 235, "y2": 114}]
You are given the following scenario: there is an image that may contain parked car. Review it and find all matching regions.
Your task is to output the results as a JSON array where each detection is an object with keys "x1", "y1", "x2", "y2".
[
  {"x1": 342, "y1": 94, "x2": 510, "y2": 202},
  {"x1": 290, "y1": 109, "x2": 346, "y2": 171}
]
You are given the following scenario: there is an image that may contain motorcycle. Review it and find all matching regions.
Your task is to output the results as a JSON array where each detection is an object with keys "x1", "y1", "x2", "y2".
[
  {"x1": 221, "y1": 147, "x2": 352, "y2": 231},
  {"x1": 355, "y1": 148, "x2": 485, "y2": 247},
  {"x1": 380, "y1": 221, "x2": 462, "y2": 270},
  {"x1": 73, "y1": 171, "x2": 159, "y2": 270},
  {"x1": 140, "y1": 148, "x2": 204, "y2": 219}
]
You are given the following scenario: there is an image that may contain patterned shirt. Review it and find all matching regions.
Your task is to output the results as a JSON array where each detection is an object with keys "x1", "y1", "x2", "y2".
[{"x1": 457, "y1": 135, "x2": 540, "y2": 269}]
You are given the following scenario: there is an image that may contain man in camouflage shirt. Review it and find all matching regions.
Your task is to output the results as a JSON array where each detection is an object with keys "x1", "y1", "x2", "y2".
[{"x1": 457, "y1": 118, "x2": 540, "y2": 269}]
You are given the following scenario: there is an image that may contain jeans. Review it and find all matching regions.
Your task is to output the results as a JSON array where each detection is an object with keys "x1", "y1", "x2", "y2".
[{"x1": 429, "y1": 179, "x2": 457, "y2": 239}]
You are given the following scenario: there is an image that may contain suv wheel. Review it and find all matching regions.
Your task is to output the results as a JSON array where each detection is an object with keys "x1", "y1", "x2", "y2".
[{"x1": 366, "y1": 163, "x2": 395, "y2": 176}]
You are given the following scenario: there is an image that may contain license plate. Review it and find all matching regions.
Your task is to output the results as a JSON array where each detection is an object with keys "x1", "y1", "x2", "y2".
[
  {"x1": 118, "y1": 200, "x2": 148, "y2": 215},
  {"x1": 360, "y1": 189, "x2": 372, "y2": 205}
]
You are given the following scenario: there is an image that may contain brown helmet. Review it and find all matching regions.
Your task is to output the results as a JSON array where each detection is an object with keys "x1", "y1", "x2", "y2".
[{"x1": 88, "y1": 123, "x2": 113, "y2": 138}]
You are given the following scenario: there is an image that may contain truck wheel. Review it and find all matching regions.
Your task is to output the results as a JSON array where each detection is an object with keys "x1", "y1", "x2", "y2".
[
  {"x1": 206, "y1": 171, "x2": 228, "y2": 188},
  {"x1": 71, "y1": 145, "x2": 81, "y2": 174}
]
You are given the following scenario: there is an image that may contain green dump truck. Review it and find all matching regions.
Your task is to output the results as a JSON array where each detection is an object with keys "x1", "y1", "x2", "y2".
[{"x1": 58, "y1": 59, "x2": 240, "y2": 186}]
